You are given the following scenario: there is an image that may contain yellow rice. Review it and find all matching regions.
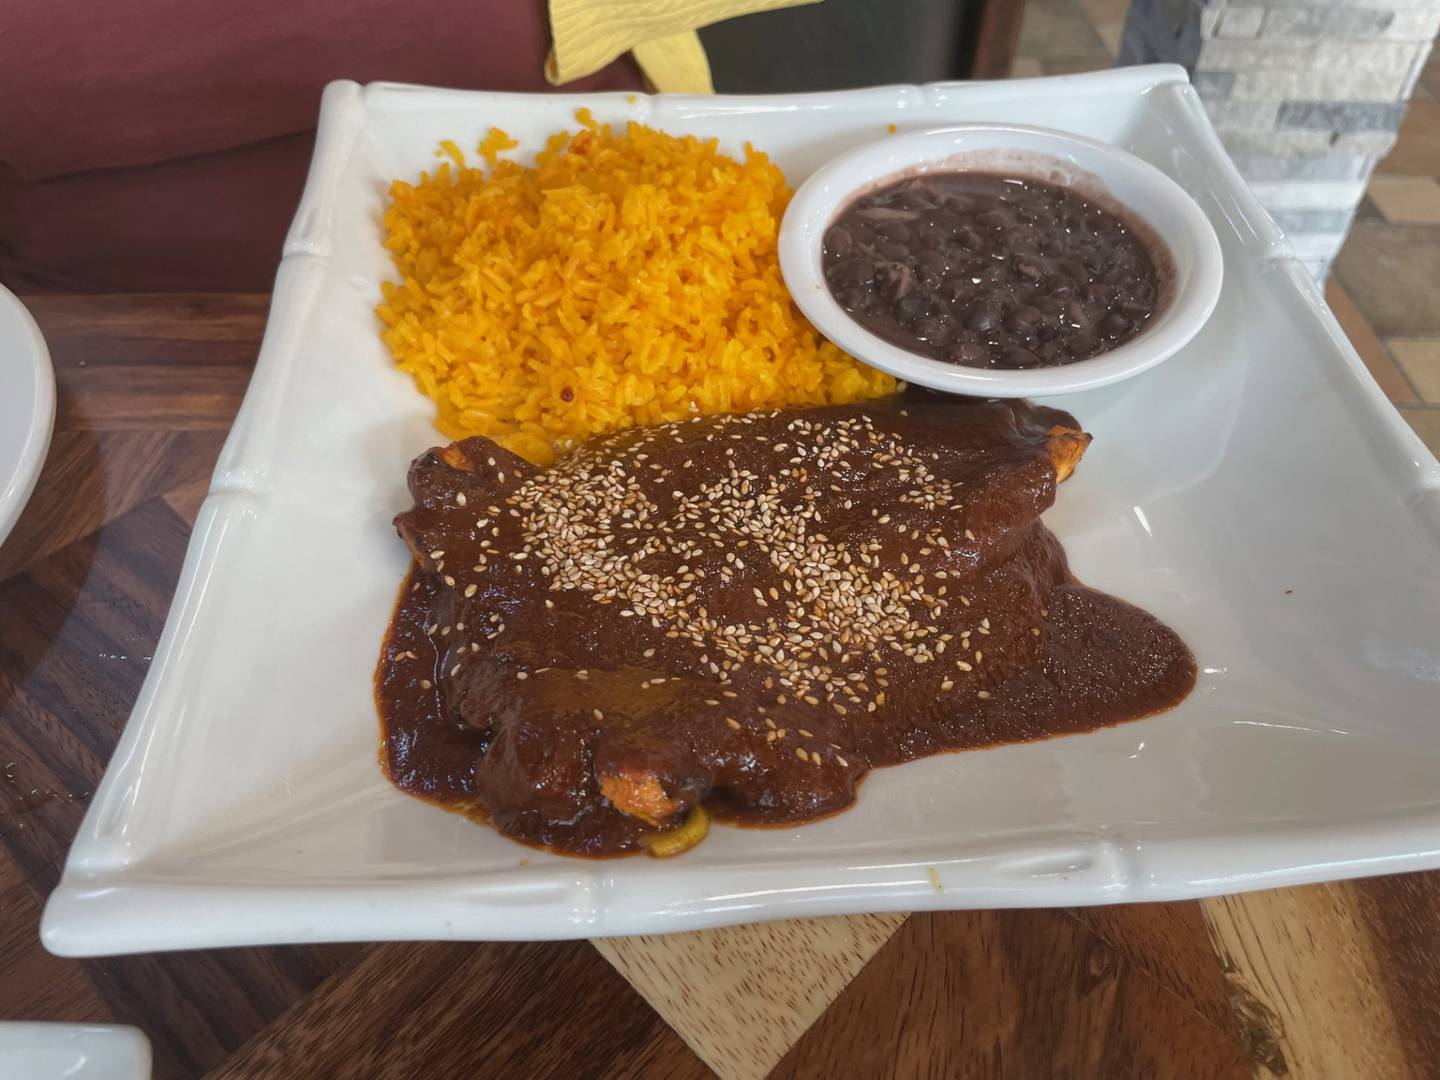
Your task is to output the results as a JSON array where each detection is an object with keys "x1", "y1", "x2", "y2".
[{"x1": 376, "y1": 111, "x2": 896, "y2": 465}]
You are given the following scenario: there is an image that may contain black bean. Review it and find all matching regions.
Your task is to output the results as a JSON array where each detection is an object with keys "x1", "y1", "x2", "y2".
[
  {"x1": 916, "y1": 250, "x2": 948, "y2": 278},
  {"x1": 1001, "y1": 346, "x2": 1040, "y2": 368},
  {"x1": 878, "y1": 220, "x2": 911, "y2": 241},
  {"x1": 966, "y1": 301, "x2": 1002, "y2": 332},
  {"x1": 1005, "y1": 305, "x2": 1042, "y2": 333},
  {"x1": 978, "y1": 208, "x2": 1014, "y2": 229},
  {"x1": 827, "y1": 258, "x2": 876, "y2": 287},
  {"x1": 912, "y1": 314, "x2": 956, "y2": 344},
  {"x1": 943, "y1": 278, "x2": 973, "y2": 302},
  {"x1": 947, "y1": 342, "x2": 992, "y2": 365},
  {"x1": 895, "y1": 292, "x2": 931, "y2": 323},
  {"x1": 825, "y1": 227, "x2": 853, "y2": 258},
  {"x1": 877, "y1": 261, "x2": 914, "y2": 302},
  {"x1": 1040, "y1": 275, "x2": 1073, "y2": 299},
  {"x1": 1099, "y1": 312, "x2": 1132, "y2": 338},
  {"x1": 1014, "y1": 258, "x2": 1046, "y2": 281},
  {"x1": 953, "y1": 227, "x2": 984, "y2": 250},
  {"x1": 835, "y1": 287, "x2": 870, "y2": 310},
  {"x1": 878, "y1": 241, "x2": 910, "y2": 259}
]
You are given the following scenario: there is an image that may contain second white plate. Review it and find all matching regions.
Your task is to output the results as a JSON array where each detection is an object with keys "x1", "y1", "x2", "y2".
[{"x1": 0, "y1": 286, "x2": 54, "y2": 548}]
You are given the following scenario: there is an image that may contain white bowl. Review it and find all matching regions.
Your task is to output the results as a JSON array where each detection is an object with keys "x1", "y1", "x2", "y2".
[{"x1": 779, "y1": 123, "x2": 1223, "y2": 397}]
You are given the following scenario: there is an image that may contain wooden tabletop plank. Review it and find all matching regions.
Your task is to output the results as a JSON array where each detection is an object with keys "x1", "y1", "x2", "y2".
[
  {"x1": 1071, "y1": 900, "x2": 1242, "y2": 1034},
  {"x1": 1202, "y1": 879, "x2": 1440, "y2": 1080},
  {"x1": 206, "y1": 941, "x2": 712, "y2": 1080},
  {"x1": 0, "y1": 430, "x2": 228, "y2": 581},
  {"x1": 595, "y1": 913, "x2": 907, "y2": 1080},
  {"x1": 774, "y1": 909, "x2": 1252, "y2": 1079},
  {"x1": 2, "y1": 293, "x2": 1438, "y2": 1079}
]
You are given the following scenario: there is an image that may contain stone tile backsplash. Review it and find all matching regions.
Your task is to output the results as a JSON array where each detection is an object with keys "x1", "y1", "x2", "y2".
[{"x1": 1121, "y1": 0, "x2": 1439, "y2": 276}]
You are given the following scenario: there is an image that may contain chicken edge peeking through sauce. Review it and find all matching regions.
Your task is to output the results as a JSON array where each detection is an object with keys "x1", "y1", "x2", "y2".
[{"x1": 375, "y1": 395, "x2": 1196, "y2": 858}]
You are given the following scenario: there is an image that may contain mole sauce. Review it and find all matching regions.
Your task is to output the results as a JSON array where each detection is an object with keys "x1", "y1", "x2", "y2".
[{"x1": 376, "y1": 396, "x2": 1195, "y2": 857}]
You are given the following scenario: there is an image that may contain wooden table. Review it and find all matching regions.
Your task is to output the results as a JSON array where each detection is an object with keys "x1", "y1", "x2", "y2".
[{"x1": 2, "y1": 293, "x2": 1438, "y2": 1080}]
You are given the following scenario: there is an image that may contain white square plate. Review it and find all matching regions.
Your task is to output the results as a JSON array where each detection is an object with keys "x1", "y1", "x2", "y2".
[{"x1": 43, "y1": 67, "x2": 1440, "y2": 956}]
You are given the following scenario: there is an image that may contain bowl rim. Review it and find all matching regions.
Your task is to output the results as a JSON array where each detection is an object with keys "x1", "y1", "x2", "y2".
[
  {"x1": 0, "y1": 284, "x2": 55, "y2": 548},
  {"x1": 779, "y1": 122, "x2": 1224, "y2": 397}
]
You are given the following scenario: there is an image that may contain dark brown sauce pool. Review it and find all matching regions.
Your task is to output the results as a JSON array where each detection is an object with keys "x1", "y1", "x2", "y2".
[
  {"x1": 823, "y1": 172, "x2": 1161, "y2": 369},
  {"x1": 376, "y1": 397, "x2": 1196, "y2": 858}
]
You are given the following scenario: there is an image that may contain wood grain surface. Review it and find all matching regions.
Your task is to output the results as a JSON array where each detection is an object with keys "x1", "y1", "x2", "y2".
[{"x1": 1, "y1": 294, "x2": 1438, "y2": 1079}]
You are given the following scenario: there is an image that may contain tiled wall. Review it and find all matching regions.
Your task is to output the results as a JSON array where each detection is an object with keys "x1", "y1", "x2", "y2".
[{"x1": 1121, "y1": 0, "x2": 1439, "y2": 277}]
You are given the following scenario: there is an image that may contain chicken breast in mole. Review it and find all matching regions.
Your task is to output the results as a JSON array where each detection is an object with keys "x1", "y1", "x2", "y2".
[{"x1": 377, "y1": 396, "x2": 1194, "y2": 856}]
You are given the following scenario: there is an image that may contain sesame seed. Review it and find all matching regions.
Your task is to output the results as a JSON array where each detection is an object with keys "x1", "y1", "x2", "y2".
[
  {"x1": 464, "y1": 584, "x2": 478, "y2": 598},
  {"x1": 726, "y1": 717, "x2": 742, "y2": 730},
  {"x1": 795, "y1": 747, "x2": 808, "y2": 762},
  {"x1": 836, "y1": 755, "x2": 849, "y2": 767},
  {"x1": 977, "y1": 690, "x2": 991, "y2": 699},
  {"x1": 429, "y1": 550, "x2": 445, "y2": 560}
]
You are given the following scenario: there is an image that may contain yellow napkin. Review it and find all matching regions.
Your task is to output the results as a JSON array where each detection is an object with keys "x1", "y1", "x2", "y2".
[{"x1": 547, "y1": 0, "x2": 824, "y2": 94}]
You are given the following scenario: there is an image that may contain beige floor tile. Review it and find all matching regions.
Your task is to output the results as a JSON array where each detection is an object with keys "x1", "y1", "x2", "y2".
[
  {"x1": 1378, "y1": 99, "x2": 1440, "y2": 176},
  {"x1": 1324, "y1": 280, "x2": 1419, "y2": 403},
  {"x1": 1387, "y1": 339, "x2": 1440, "y2": 402},
  {"x1": 1095, "y1": 19, "x2": 1124, "y2": 57},
  {"x1": 1016, "y1": 0, "x2": 1113, "y2": 69},
  {"x1": 1366, "y1": 176, "x2": 1440, "y2": 223},
  {"x1": 1010, "y1": 56, "x2": 1045, "y2": 79},
  {"x1": 1333, "y1": 224, "x2": 1440, "y2": 338},
  {"x1": 1422, "y1": 44, "x2": 1440, "y2": 99},
  {"x1": 1079, "y1": 0, "x2": 1132, "y2": 25},
  {"x1": 1043, "y1": 58, "x2": 1115, "y2": 76},
  {"x1": 1400, "y1": 407, "x2": 1440, "y2": 455}
]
